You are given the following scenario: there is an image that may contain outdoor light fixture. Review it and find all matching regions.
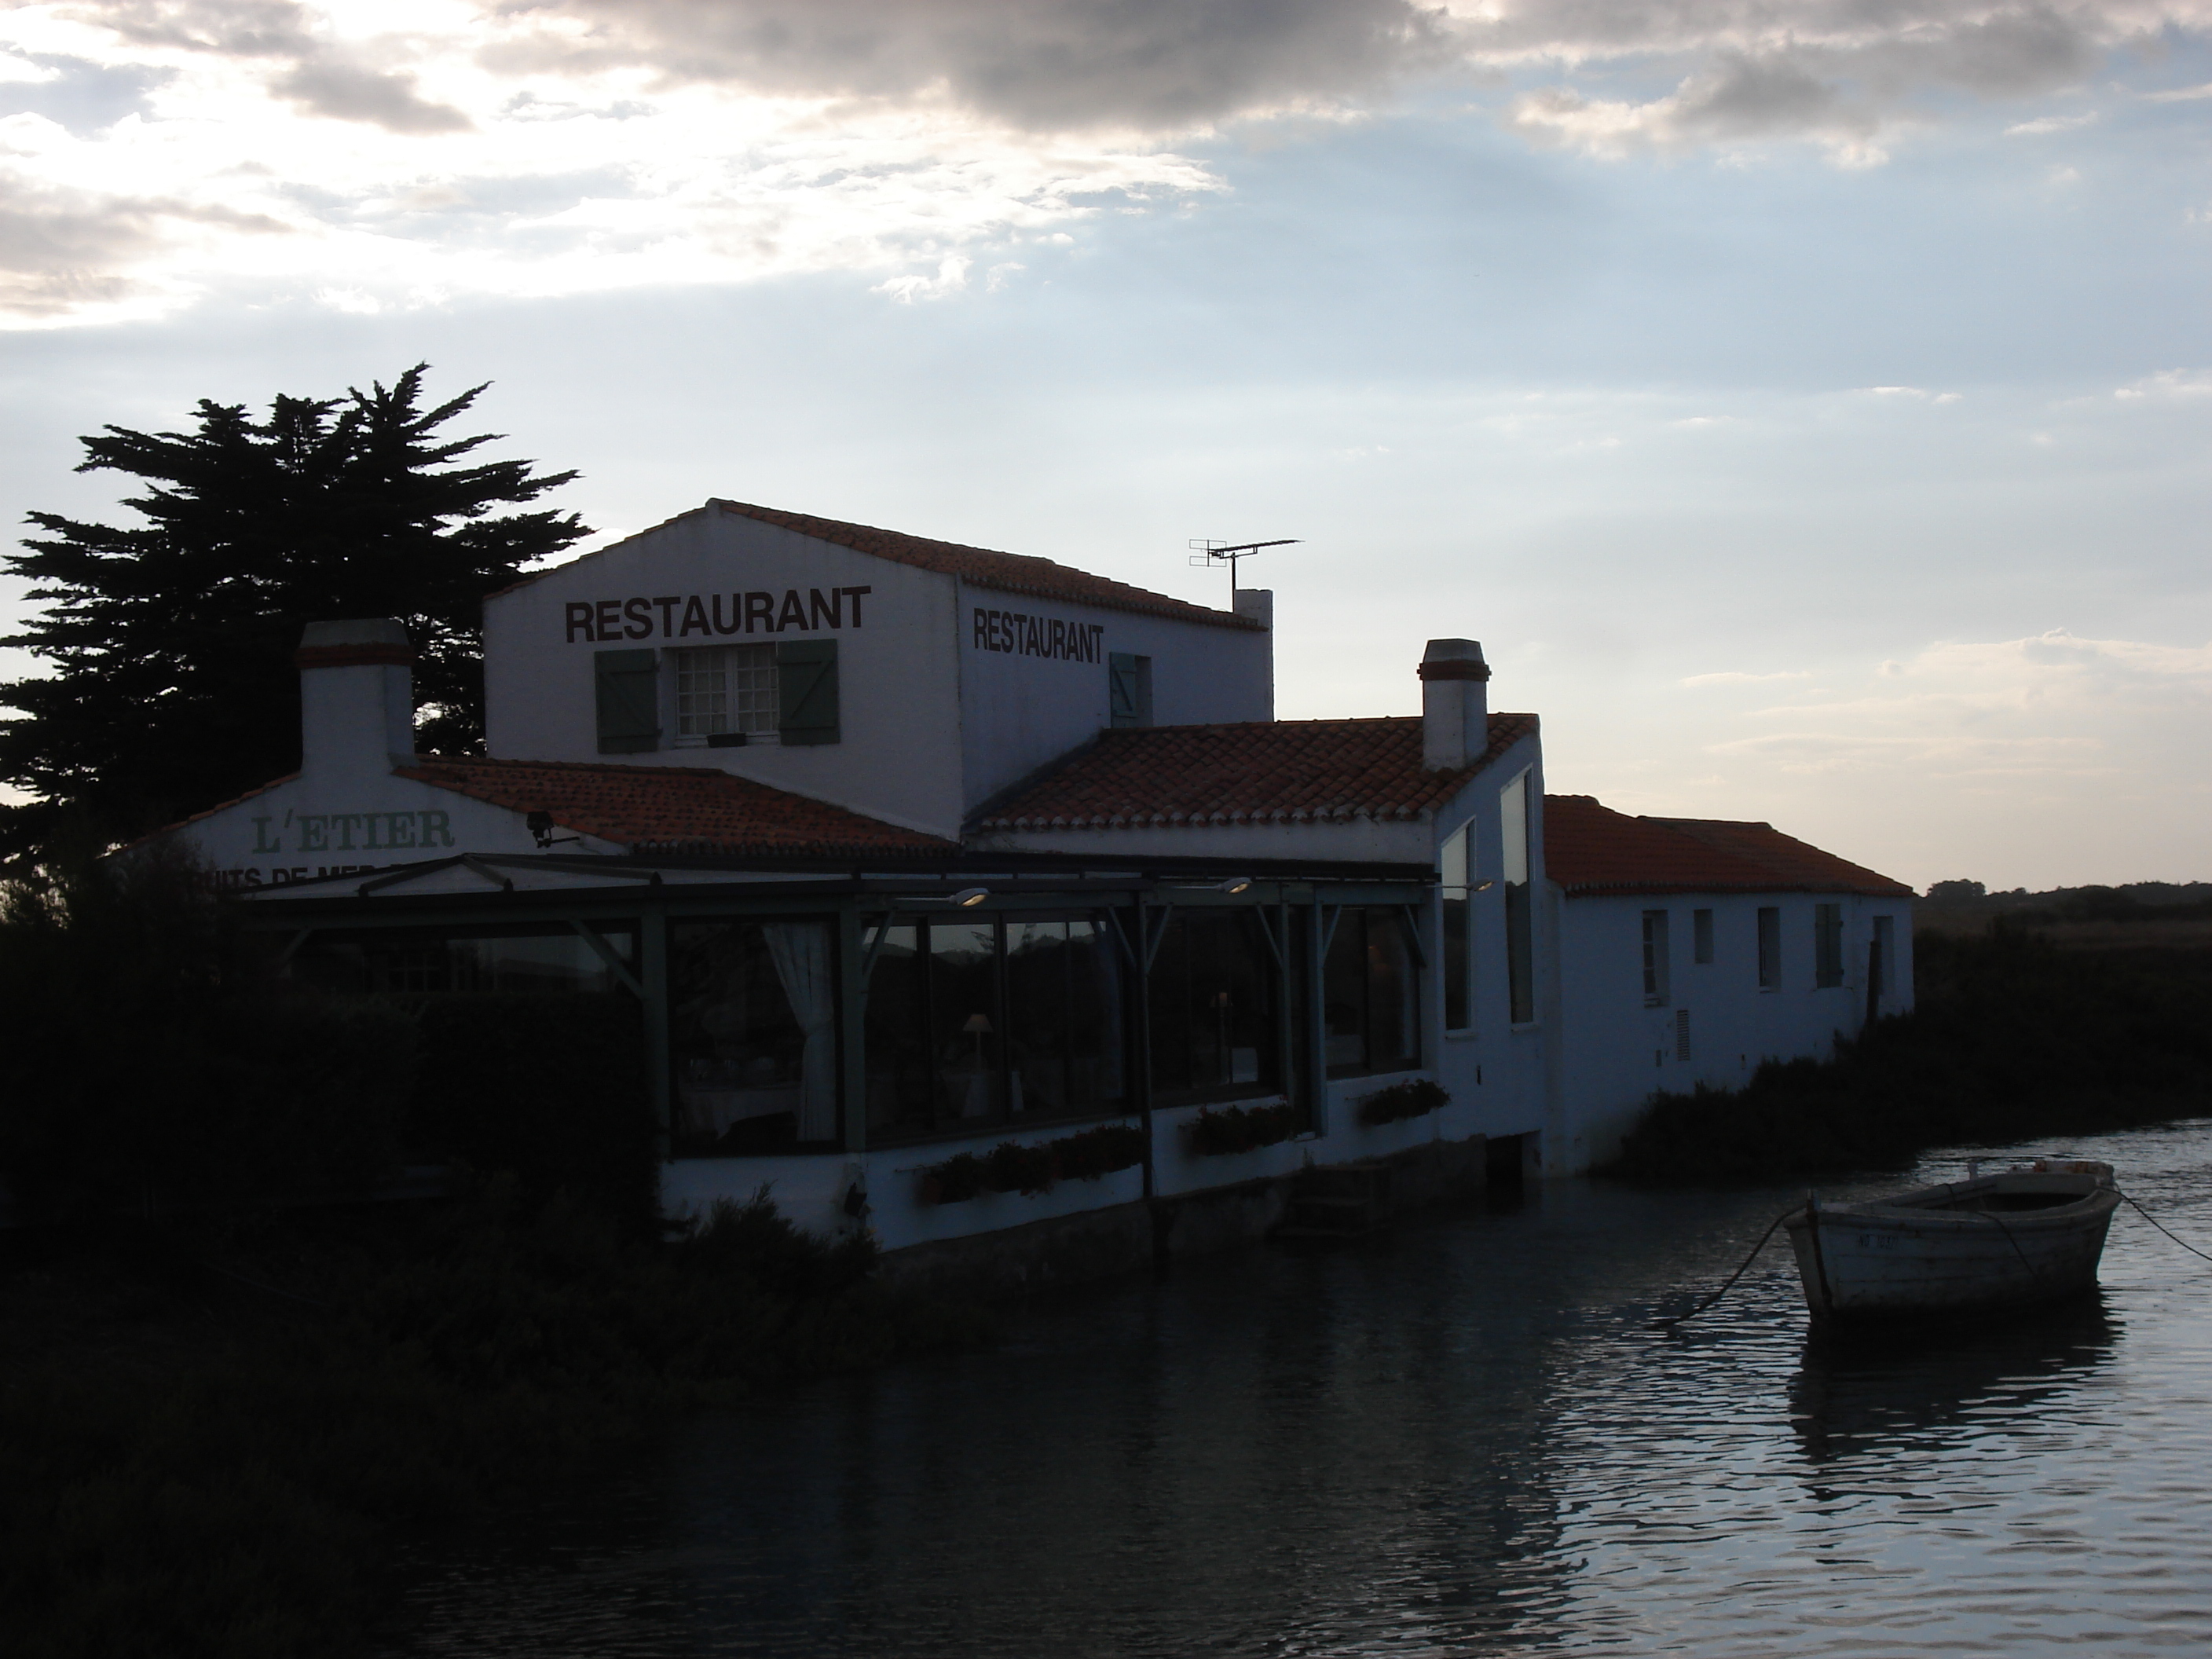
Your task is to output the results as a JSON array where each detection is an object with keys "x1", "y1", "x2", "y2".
[
  {"x1": 526, "y1": 810, "x2": 580, "y2": 849},
  {"x1": 888, "y1": 886, "x2": 994, "y2": 908},
  {"x1": 1474, "y1": 880, "x2": 1496, "y2": 892},
  {"x1": 1218, "y1": 876, "x2": 1254, "y2": 894}
]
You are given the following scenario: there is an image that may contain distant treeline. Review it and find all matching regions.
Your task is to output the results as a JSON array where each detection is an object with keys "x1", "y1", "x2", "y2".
[
  {"x1": 1605, "y1": 930, "x2": 2212, "y2": 1184},
  {"x1": 1920, "y1": 878, "x2": 2212, "y2": 925}
]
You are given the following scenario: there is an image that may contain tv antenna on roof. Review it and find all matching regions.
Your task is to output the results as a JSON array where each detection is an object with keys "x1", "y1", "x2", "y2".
[{"x1": 1188, "y1": 538, "x2": 1298, "y2": 604}]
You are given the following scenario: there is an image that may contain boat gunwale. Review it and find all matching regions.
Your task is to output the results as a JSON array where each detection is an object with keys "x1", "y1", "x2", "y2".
[{"x1": 1785, "y1": 1176, "x2": 2119, "y2": 1235}]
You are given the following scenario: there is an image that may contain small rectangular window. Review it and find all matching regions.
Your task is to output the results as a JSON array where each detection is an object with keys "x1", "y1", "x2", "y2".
[
  {"x1": 1675, "y1": 1007, "x2": 1692, "y2": 1062},
  {"x1": 1441, "y1": 823, "x2": 1472, "y2": 1031},
  {"x1": 1756, "y1": 906, "x2": 1781, "y2": 990},
  {"x1": 594, "y1": 648, "x2": 660, "y2": 754},
  {"x1": 1814, "y1": 903, "x2": 1844, "y2": 989},
  {"x1": 1870, "y1": 914, "x2": 1894, "y2": 1016},
  {"x1": 1108, "y1": 653, "x2": 1153, "y2": 728},
  {"x1": 673, "y1": 644, "x2": 778, "y2": 744},
  {"x1": 1693, "y1": 908, "x2": 1714, "y2": 965},
  {"x1": 1642, "y1": 910, "x2": 1671, "y2": 1006}
]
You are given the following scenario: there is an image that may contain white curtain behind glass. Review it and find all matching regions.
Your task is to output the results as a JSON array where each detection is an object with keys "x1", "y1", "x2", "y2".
[{"x1": 764, "y1": 922, "x2": 837, "y2": 1141}]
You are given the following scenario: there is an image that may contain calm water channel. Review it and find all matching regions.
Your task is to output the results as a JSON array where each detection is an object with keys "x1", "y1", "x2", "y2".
[{"x1": 393, "y1": 1122, "x2": 2212, "y2": 1657}]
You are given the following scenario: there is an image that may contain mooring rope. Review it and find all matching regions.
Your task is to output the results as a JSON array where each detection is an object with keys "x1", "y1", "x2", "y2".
[
  {"x1": 1651, "y1": 1205, "x2": 1800, "y2": 1331},
  {"x1": 2115, "y1": 1188, "x2": 2212, "y2": 1266}
]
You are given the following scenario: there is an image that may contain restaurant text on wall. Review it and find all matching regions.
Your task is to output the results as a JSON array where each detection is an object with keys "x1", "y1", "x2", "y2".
[
  {"x1": 565, "y1": 588, "x2": 873, "y2": 643},
  {"x1": 972, "y1": 607, "x2": 1107, "y2": 665}
]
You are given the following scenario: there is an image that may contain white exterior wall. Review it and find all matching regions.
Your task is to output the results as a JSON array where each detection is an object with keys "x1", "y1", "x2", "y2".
[
  {"x1": 157, "y1": 772, "x2": 574, "y2": 890},
  {"x1": 1551, "y1": 889, "x2": 1916, "y2": 1174},
  {"x1": 484, "y1": 510, "x2": 969, "y2": 838},
  {"x1": 483, "y1": 507, "x2": 1271, "y2": 838},
  {"x1": 957, "y1": 589, "x2": 1272, "y2": 810}
]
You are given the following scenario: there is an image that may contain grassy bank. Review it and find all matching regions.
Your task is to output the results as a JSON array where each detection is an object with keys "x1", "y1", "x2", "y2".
[
  {"x1": 0, "y1": 1189, "x2": 992, "y2": 1659},
  {"x1": 1604, "y1": 930, "x2": 2212, "y2": 1183}
]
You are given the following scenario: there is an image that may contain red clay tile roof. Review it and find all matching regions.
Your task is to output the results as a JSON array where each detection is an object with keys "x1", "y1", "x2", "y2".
[
  {"x1": 399, "y1": 757, "x2": 958, "y2": 859},
  {"x1": 709, "y1": 500, "x2": 1260, "y2": 630},
  {"x1": 490, "y1": 498, "x2": 1261, "y2": 632},
  {"x1": 972, "y1": 714, "x2": 1538, "y2": 830},
  {"x1": 1544, "y1": 795, "x2": 1911, "y2": 898}
]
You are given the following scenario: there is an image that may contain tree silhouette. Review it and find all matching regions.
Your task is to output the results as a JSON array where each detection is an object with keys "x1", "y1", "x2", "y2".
[{"x1": 0, "y1": 365, "x2": 588, "y2": 859}]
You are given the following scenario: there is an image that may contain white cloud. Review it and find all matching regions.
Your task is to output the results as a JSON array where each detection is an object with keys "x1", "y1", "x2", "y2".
[
  {"x1": 2005, "y1": 110, "x2": 2099, "y2": 133},
  {"x1": 2115, "y1": 368, "x2": 2212, "y2": 400},
  {"x1": 1708, "y1": 629, "x2": 2212, "y2": 779},
  {"x1": 1680, "y1": 669, "x2": 1812, "y2": 685},
  {"x1": 0, "y1": 0, "x2": 2203, "y2": 324}
]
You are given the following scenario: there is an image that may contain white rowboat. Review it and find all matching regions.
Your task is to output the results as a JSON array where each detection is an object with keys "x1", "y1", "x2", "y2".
[{"x1": 1784, "y1": 1159, "x2": 2119, "y2": 1322}]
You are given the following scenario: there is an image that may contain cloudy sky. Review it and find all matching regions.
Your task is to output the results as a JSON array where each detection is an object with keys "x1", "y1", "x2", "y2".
[{"x1": 2, "y1": 0, "x2": 2208, "y2": 888}]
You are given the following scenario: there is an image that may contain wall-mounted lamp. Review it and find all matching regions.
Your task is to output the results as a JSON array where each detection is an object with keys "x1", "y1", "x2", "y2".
[
  {"x1": 526, "y1": 810, "x2": 580, "y2": 849},
  {"x1": 1474, "y1": 879, "x2": 1496, "y2": 892},
  {"x1": 1217, "y1": 876, "x2": 1254, "y2": 895},
  {"x1": 892, "y1": 887, "x2": 993, "y2": 908}
]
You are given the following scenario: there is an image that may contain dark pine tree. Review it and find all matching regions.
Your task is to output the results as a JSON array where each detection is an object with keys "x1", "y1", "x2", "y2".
[{"x1": 0, "y1": 365, "x2": 588, "y2": 859}]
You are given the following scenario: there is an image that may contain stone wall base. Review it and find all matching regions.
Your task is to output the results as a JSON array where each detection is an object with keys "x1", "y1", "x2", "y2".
[{"x1": 877, "y1": 1131, "x2": 1491, "y2": 1302}]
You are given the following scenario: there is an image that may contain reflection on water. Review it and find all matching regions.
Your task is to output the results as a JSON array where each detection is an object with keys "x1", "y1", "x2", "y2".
[
  {"x1": 1789, "y1": 1296, "x2": 2119, "y2": 1463},
  {"x1": 394, "y1": 1122, "x2": 2212, "y2": 1658}
]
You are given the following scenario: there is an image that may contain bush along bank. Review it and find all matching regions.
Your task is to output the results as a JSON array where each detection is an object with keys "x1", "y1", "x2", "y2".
[
  {"x1": 0, "y1": 854, "x2": 993, "y2": 1659},
  {"x1": 0, "y1": 1189, "x2": 995, "y2": 1659},
  {"x1": 1603, "y1": 930, "x2": 2212, "y2": 1183}
]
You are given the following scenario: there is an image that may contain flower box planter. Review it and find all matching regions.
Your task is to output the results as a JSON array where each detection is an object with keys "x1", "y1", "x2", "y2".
[
  {"x1": 1357, "y1": 1079, "x2": 1448, "y2": 1127},
  {"x1": 1187, "y1": 1102, "x2": 1301, "y2": 1156},
  {"x1": 917, "y1": 1122, "x2": 1146, "y2": 1204}
]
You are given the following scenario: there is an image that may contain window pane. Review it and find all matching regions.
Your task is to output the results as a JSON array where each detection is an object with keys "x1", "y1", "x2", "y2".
[
  {"x1": 1151, "y1": 911, "x2": 1279, "y2": 1101},
  {"x1": 931, "y1": 918, "x2": 1000, "y2": 1120},
  {"x1": 675, "y1": 646, "x2": 727, "y2": 737},
  {"x1": 1442, "y1": 896, "x2": 1470, "y2": 1031},
  {"x1": 1006, "y1": 919, "x2": 1071, "y2": 1115},
  {"x1": 1324, "y1": 910, "x2": 1368, "y2": 1074},
  {"x1": 670, "y1": 920, "x2": 834, "y2": 1155},
  {"x1": 1502, "y1": 774, "x2": 1535, "y2": 1023},
  {"x1": 1364, "y1": 908, "x2": 1419, "y2": 1073},
  {"x1": 1757, "y1": 906, "x2": 1781, "y2": 988},
  {"x1": 866, "y1": 924, "x2": 931, "y2": 1137},
  {"x1": 1693, "y1": 908, "x2": 1714, "y2": 965},
  {"x1": 1064, "y1": 918, "x2": 1125, "y2": 1110}
]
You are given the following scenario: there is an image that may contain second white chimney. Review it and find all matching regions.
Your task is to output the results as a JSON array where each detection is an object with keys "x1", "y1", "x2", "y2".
[
  {"x1": 1419, "y1": 638, "x2": 1489, "y2": 771},
  {"x1": 296, "y1": 618, "x2": 416, "y2": 784}
]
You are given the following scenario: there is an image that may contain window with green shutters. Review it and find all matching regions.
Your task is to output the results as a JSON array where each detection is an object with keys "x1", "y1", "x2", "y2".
[
  {"x1": 1108, "y1": 652, "x2": 1152, "y2": 728},
  {"x1": 595, "y1": 649, "x2": 660, "y2": 754},
  {"x1": 775, "y1": 639, "x2": 840, "y2": 745}
]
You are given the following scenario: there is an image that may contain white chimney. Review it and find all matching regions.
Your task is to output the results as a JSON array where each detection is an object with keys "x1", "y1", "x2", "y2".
[
  {"x1": 296, "y1": 619, "x2": 416, "y2": 784},
  {"x1": 1419, "y1": 638, "x2": 1489, "y2": 771},
  {"x1": 1232, "y1": 588, "x2": 1273, "y2": 630}
]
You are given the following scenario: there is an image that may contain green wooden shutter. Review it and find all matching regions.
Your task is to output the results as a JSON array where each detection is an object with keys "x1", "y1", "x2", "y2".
[
  {"x1": 595, "y1": 649, "x2": 661, "y2": 753},
  {"x1": 1108, "y1": 653, "x2": 1141, "y2": 728},
  {"x1": 775, "y1": 639, "x2": 840, "y2": 745}
]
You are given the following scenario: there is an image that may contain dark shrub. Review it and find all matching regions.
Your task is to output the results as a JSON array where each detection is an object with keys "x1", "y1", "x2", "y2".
[
  {"x1": 403, "y1": 993, "x2": 655, "y2": 1234},
  {"x1": 1607, "y1": 931, "x2": 2212, "y2": 1182}
]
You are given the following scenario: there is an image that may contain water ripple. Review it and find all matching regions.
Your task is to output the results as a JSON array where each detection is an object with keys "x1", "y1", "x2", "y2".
[{"x1": 390, "y1": 1120, "x2": 2212, "y2": 1658}]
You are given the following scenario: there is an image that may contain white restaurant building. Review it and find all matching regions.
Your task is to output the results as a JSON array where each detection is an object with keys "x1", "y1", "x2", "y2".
[{"x1": 156, "y1": 500, "x2": 1913, "y2": 1281}]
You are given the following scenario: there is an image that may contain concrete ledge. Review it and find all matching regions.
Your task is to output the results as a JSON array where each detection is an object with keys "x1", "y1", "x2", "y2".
[
  {"x1": 875, "y1": 1198, "x2": 1153, "y2": 1302},
  {"x1": 875, "y1": 1131, "x2": 1492, "y2": 1301}
]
